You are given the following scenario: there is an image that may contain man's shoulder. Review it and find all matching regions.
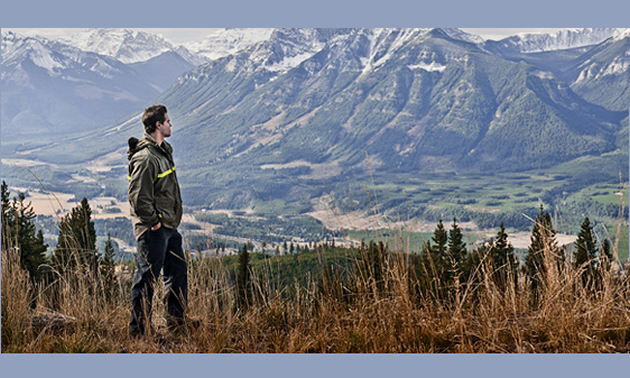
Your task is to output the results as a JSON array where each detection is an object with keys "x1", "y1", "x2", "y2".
[{"x1": 130, "y1": 146, "x2": 159, "y2": 165}]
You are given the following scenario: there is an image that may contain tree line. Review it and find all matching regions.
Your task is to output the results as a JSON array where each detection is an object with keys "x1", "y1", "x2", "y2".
[
  {"x1": 232, "y1": 207, "x2": 621, "y2": 311},
  {"x1": 1, "y1": 179, "x2": 622, "y2": 312}
]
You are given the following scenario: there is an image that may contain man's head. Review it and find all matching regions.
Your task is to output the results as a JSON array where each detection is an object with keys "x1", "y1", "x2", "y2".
[{"x1": 142, "y1": 105, "x2": 168, "y2": 134}]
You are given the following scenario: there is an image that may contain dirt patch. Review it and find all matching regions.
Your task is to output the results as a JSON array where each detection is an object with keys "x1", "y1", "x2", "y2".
[
  {"x1": 9, "y1": 189, "x2": 131, "y2": 220},
  {"x1": 507, "y1": 231, "x2": 577, "y2": 249},
  {"x1": 308, "y1": 199, "x2": 577, "y2": 249}
]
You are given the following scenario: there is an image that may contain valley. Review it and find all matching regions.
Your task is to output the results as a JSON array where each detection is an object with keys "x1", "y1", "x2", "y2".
[{"x1": 2, "y1": 27, "x2": 629, "y2": 263}]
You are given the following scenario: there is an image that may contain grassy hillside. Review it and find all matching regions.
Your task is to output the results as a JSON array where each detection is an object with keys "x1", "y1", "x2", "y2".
[{"x1": 3, "y1": 233, "x2": 630, "y2": 353}]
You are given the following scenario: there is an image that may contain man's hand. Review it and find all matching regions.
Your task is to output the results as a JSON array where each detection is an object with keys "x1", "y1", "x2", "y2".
[{"x1": 151, "y1": 222, "x2": 162, "y2": 231}]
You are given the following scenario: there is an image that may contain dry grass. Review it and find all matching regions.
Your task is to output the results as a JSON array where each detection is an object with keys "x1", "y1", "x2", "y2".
[{"x1": 3, "y1": 231, "x2": 630, "y2": 354}]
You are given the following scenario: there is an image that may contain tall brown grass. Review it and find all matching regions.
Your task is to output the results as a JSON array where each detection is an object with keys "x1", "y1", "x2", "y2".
[{"x1": 3, "y1": 221, "x2": 630, "y2": 353}]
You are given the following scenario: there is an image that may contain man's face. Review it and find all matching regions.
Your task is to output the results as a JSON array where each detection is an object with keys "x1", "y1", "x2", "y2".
[{"x1": 157, "y1": 113, "x2": 172, "y2": 138}]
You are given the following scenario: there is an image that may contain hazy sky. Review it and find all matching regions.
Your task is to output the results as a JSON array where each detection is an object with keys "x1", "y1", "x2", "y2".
[{"x1": 6, "y1": 28, "x2": 569, "y2": 43}]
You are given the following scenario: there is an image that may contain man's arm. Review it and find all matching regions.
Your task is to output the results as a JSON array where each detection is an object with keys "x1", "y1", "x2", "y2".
[{"x1": 128, "y1": 155, "x2": 161, "y2": 229}]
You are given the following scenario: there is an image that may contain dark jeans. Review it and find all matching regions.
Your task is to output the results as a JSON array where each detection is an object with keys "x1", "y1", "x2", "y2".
[{"x1": 129, "y1": 226, "x2": 188, "y2": 335}]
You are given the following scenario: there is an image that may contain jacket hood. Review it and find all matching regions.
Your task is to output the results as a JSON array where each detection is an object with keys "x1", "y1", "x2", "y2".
[
  {"x1": 127, "y1": 133, "x2": 173, "y2": 160},
  {"x1": 127, "y1": 136, "x2": 152, "y2": 160}
]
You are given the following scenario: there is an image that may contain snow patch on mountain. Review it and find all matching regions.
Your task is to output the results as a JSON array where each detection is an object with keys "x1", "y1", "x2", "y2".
[
  {"x1": 532, "y1": 70, "x2": 555, "y2": 80},
  {"x1": 576, "y1": 56, "x2": 630, "y2": 83},
  {"x1": 573, "y1": 32, "x2": 630, "y2": 85},
  {"x1": 613, "y1": 28, "x2": 630, "y2": 41},
  {"x1": 267, "y1": 52, "x2": 315, "y2": 72},
  {"x1": 26, "y1": 39, "x2": 65, "y2": 75},
  {"x1": 408, "y1": 62, "x2": 446, "y2": 72},
  {"x1": 602, "y1": 57, "x2": 630, "y2": 76},
  {"x1": 239, "y1": 29, "x2": 333, "y2": 76},
  {"x1": 361, "y1": 29, "x2": 432, "y2": 75}
]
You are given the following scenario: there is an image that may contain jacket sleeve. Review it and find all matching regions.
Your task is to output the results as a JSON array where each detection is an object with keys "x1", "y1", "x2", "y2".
[{"x1": 128, "y1": 154, "x2": 160, "y2": 227}]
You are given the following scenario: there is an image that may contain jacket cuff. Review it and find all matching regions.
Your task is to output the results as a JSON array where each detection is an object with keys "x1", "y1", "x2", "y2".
[{"x1": 147, "y1": 214, "x2": 161, "y2": 228}]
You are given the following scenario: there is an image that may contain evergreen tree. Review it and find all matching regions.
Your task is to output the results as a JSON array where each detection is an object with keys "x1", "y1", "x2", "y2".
[
  {"x1": 100, "y1": 234, "x2": 118, "y2": 300},
  {"x1": 489, "y1": 223, "x2": 518, "y2": 291},
  {"x1": 524, "y1": 205, "x2": 559, "y2": 307},
  {"x1": 573, "y1": 217, "x2": 597, "y2": 283},
  {"x1": 53, "y1": 197, "x2": 98, "y2": 276},
  {"x1": 236, "y1": 244, "x2": 251, "y2": 309},
  {"x1": 1, "y1": 182, "x2": 48, "y2": 281},
  {"x1": 601, "y1": 239, "x2": 613, "y2": 271},
  {"x1": 447, "y1": 218, "x2": 467, "y2": 277},
  {"x1": 1, "y1": 181, "x2": 13, "y2": 251},
  {"x1": 431, "y1": 219, "x2": 448, "y2": 258},
  {"x1": 418, "y1": 219, "x2": 449, "y2": 299}
]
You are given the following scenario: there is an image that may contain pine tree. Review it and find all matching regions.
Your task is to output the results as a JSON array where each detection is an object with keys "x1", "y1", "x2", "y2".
[
  {"x1": 574, "y1": 217, "x2": 597, "y2": 283},
  {"x1": 1, "y1": 182, "x2": 48, "y2": 281},
  {"x1": 418, "y1": 219, "x2": 449, "y2": 298},
  {"x1": 447, "y1": 218, "x2": 467, "y2": 277},
  {"x1": 53, "y1": 197, "x2": 98, "y2": 276},
  {"x1": 431, "y1": 219, "x2": 448, "y2": 259},
  {"x1": 236, "y1": 244, "x2": 251, "y2": 309},
  {"x1": 1, "y1": 181, "x2": 14, "y2": 251},
  {"x1": 601, "y1": 239, "x2": 613, "y2": 271},
  {"x1": 489, "y1": 223, "x2": 518, "y2": 291},
  {"x1": 524, "y1": 205, "x2": 559, "y2": 307},
  {"x1": 100, "y1": 234, "x2": 118, "y2": 300}
]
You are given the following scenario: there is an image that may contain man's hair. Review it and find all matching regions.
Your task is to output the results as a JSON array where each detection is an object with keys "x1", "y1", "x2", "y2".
[{"x1": 142, "y1": 105, "x2": 168, "y2": 134}]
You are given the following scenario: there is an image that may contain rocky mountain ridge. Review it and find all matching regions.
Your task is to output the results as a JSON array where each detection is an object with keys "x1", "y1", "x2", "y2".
[{"x1": 2, "y1": 28, "x2": 628, "y2": 214}]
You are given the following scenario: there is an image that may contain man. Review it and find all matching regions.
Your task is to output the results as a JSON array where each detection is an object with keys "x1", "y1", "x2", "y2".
[{"x1": 127, "y1": 104, "x2": 187, "y2": 337}]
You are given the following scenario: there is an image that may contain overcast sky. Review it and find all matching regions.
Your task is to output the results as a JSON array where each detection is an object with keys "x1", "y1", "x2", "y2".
[{"x1": 5, "y1": 28, "x2": 569, "y2": 43}]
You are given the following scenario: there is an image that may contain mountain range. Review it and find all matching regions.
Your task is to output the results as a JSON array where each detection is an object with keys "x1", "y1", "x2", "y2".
[{"x1": 1, "y1": 28, "x2": 628, "y2": 217}]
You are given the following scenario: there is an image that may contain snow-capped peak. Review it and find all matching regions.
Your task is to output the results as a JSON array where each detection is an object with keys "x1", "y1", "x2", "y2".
[
  {"x1": 59, "y1": 28, "x2": 177, "y2": 64},
  {"x1": 1, "y1": 30, "x2": 22, "y2": 46},
  {"x1": 442, "y1": 28, "x2": 486, "y2": 45},
  {"x1": 185, "y1": 28, "x2": 276, "y2": 60},
  {"x1": 1, "y1": 32, "x2": 66, "y2": 75},
  {"x1": 499, "y1": 28, "x2": 624, "y2": 53},
  {"x1": 613, "y1": 28, "x2": 630, "y2": 41}
]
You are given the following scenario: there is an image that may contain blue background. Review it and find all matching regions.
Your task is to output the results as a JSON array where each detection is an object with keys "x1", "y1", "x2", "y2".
[{"x1": 1, "y1": 0, "x2": 629, "y2": 377}]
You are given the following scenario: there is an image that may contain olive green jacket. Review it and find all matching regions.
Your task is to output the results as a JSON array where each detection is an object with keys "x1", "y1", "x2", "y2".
[{"x1": 127, "y1": 133, "x2": 183, "y2": 240}]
